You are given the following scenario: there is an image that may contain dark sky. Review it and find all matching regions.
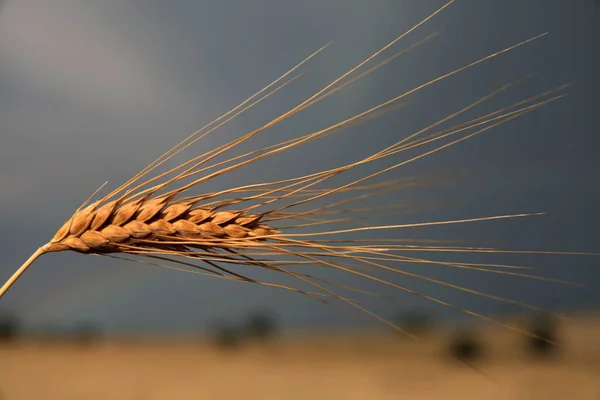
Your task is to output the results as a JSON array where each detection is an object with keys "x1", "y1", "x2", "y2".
[{"x1": 1, "y1": 0, "x2": 599, "y2": 335}]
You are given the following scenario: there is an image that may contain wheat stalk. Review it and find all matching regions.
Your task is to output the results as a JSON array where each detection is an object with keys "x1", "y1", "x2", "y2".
[{"x1": 0, "y1": 0, "x2": 594, "y2": 338}]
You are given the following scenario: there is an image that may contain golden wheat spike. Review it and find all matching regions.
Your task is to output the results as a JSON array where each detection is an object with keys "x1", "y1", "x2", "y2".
[{"x1": 0, "y1": 0, "x2": 595, "y2": 341}]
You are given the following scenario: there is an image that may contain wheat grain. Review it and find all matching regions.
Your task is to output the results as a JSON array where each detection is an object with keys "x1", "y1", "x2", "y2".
[{"x1": 0, "y1": 0, "x2": 595, "y2": 339}]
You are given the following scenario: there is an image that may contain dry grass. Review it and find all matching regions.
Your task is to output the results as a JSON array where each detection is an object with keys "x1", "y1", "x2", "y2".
[
  {"x1": 0, "y1": 0, "x2": 596, "y2": 342},
  {"x1": 2, "y1": 313, "x2": 600, "y2": 399}
]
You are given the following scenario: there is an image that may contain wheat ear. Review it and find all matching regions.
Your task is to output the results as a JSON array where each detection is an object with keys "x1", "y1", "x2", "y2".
[{"x1": 1, "y1": 0, "x2": 595, "y2": 338}]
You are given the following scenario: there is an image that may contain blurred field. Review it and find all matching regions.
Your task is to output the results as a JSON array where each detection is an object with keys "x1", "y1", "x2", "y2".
[{"x1": 1, "y1": 312, "x2": 600, "y2": 400}]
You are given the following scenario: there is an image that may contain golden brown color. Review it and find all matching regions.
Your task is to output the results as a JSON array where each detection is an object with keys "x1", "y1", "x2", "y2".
[{"x1": 2, "y1": 313, "x2": 600, "y2": 399}]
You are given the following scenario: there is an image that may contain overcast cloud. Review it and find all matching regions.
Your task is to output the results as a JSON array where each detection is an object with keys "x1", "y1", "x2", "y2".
[{"x1": 1, "y1": 0, "x2": 599, "y2": 334}]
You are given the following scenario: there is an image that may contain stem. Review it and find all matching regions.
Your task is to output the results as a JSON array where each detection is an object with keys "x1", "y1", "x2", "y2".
[{"x1": 0, "y1": 247, "x2": 46, "y2": 298}]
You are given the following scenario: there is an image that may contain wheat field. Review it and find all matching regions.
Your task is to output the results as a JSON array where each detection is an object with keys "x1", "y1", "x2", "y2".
[{"x1": 1, "y1": 312, "x2": 599, "y2": 399}]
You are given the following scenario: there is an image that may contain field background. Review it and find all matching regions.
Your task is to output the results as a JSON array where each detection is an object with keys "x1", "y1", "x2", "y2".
[{"x1": 2, "y1": 311, "x2": 599, "y2": 400}]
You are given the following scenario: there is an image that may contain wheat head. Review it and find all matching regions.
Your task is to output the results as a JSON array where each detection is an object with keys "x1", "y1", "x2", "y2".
[{"x1": 0, "y1": 0, "x2": 595, "y2": 339}]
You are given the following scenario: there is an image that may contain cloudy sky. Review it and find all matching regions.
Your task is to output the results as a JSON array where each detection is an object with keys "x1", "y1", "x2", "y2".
[{"x1": 1, "y1": 0, "x2": 599, "y2": 335}]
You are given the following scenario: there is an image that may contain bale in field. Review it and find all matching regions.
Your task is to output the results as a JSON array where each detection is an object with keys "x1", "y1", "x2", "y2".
[
  {"x1": 524, "y1": 314, "x2": 560, "y2": 360},
  {"x1": 447, "y1": 330, "x2": 484, "y2": 364}
]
